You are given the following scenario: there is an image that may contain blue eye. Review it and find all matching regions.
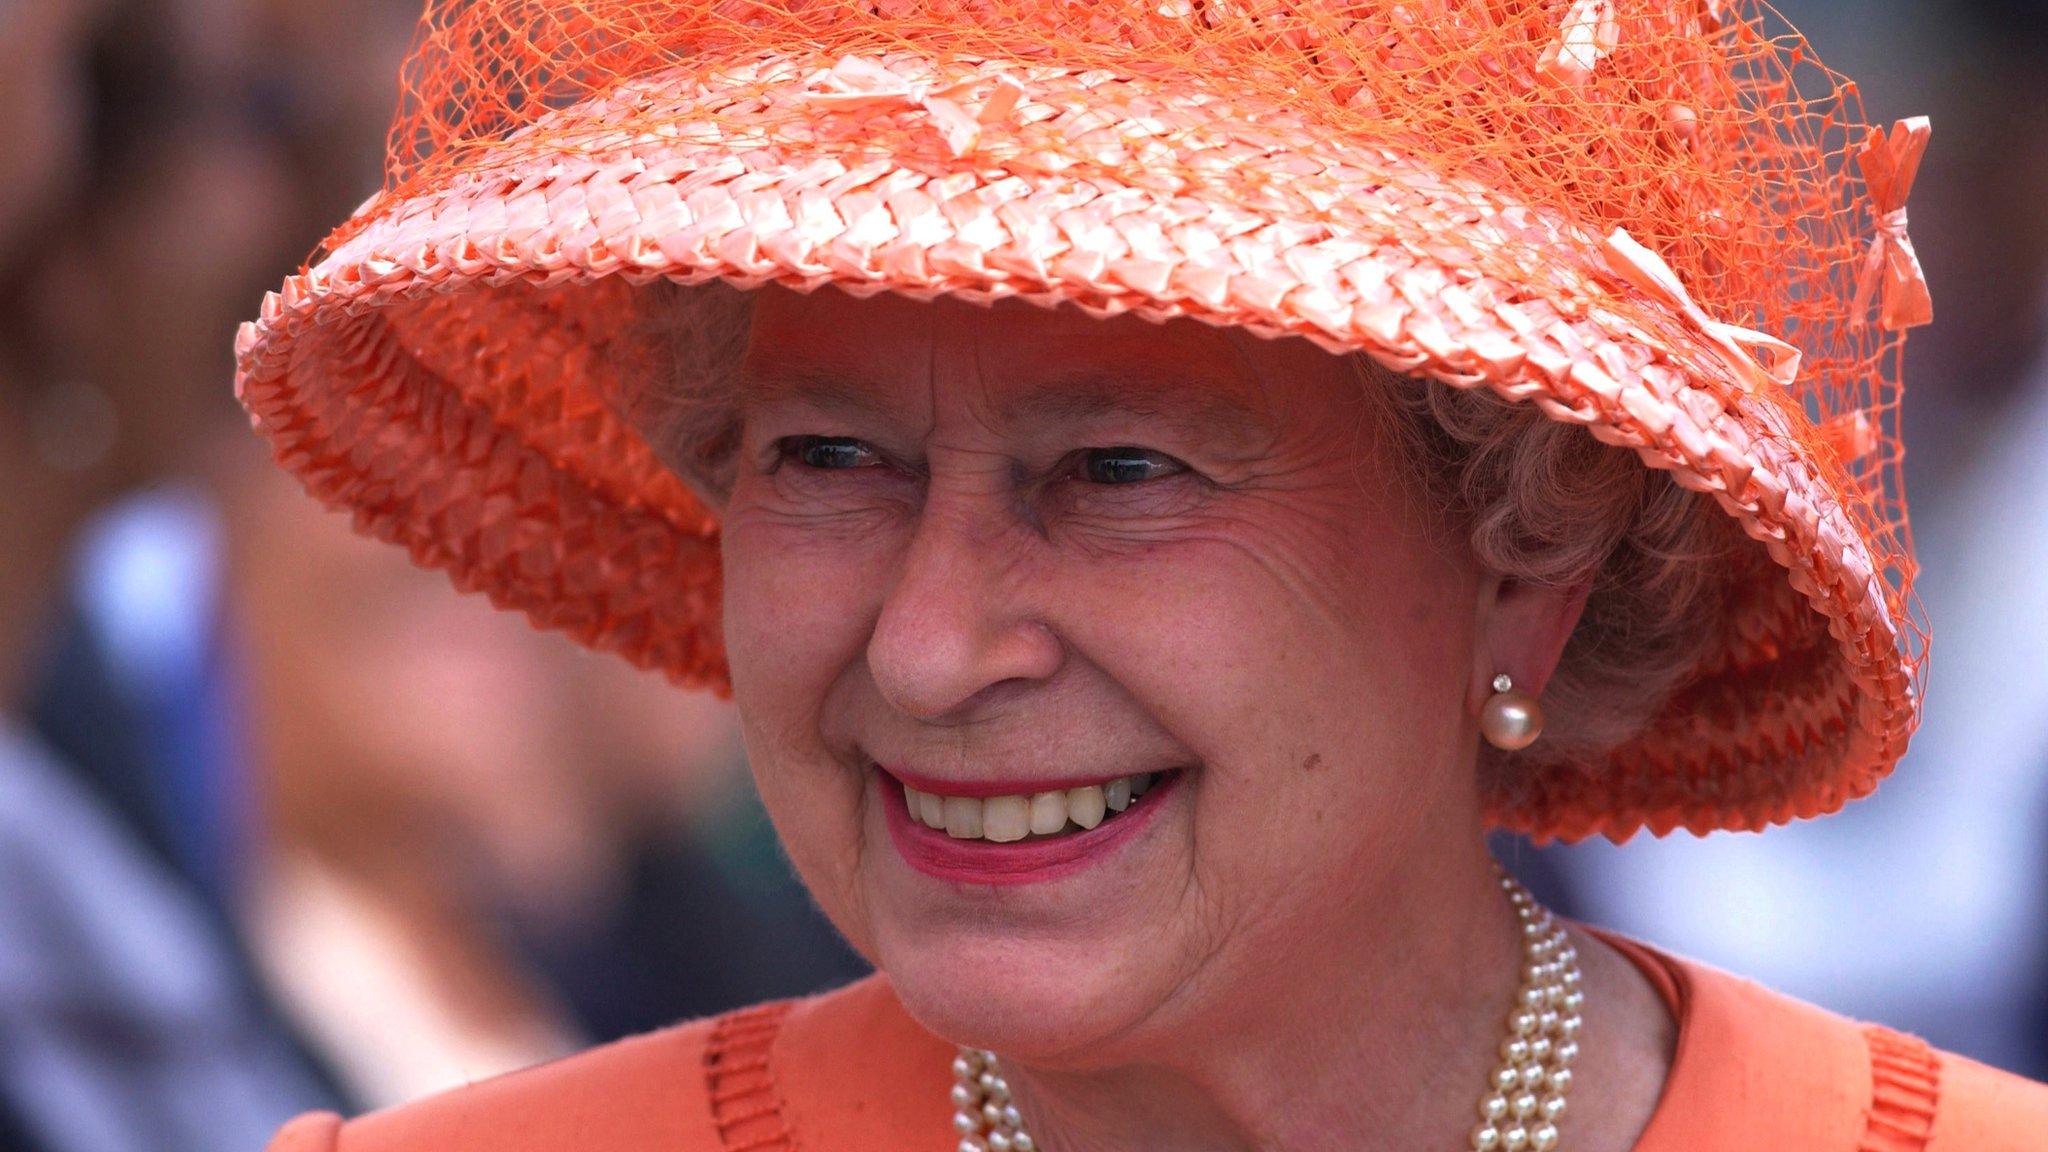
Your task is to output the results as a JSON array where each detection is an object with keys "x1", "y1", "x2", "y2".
[
  {"x1": 784, "y1": 436, "x2": 881, "y2": 470},
  {"x1": 1077, "y1": 447, "x2": 1186, "y2": 485}
]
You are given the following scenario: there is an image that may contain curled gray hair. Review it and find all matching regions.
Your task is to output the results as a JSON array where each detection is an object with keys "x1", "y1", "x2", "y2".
[
  {"x1": 1372, "y1": 362, "x2": 1743, "y2": 772},
  {"x1": 623, "y1": 280, "x2": 1742, "y2": 770}
]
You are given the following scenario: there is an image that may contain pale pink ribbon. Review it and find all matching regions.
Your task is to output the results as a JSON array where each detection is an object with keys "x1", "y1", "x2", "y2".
[
  {"x1": 800, "y1": 55, "x2": 1026, "y2": 158},
  {"x1": 1853, "y1": 116, "x2": 1934, "y2": 331},
  {"x1": 1538, "y1": 0, "x2": 1618, "y2": 86},
  {"x1": 1603, "y1": 227, "x2": 1802, "y2": 396},
  {"x1": 1817, "y1": 408, "x2": 1879, "y2": 465}
]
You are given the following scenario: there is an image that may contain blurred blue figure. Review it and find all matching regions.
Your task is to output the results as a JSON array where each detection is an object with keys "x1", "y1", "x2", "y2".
[
  {"x1": 0, "y1": 718, "x2": 338, "y2": 1151},
  {"x1": 1, "y1": 491, "x2": 348, "y2": 1152}
]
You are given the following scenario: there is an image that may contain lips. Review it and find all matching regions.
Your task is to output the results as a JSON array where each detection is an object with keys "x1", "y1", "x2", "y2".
[{"x1": 876, "y1": 765, "x2": 1181, "y2": 886}]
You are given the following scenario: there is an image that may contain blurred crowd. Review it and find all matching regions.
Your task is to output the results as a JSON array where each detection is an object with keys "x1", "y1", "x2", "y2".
[
  {"x1": 0, "y1": 4, "x2": 864, "y2": 1149},
  {"x1": 0, "y1": 1, "x2": 2043, "y2": 1150}
]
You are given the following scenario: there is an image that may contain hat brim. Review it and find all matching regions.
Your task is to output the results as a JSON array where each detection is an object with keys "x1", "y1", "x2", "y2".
[{"x1": 235, "y1": 49, "x2": 1915, "y2": 843}]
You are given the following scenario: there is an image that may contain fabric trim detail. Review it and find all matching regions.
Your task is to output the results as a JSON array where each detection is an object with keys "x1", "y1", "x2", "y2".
[
  {"x1": 1860, "y1": 1024, "x2": 1941, "y2": 1152},
  {"x1": 705, "y1": 1002, "x2": 797, "y2": 1152}
]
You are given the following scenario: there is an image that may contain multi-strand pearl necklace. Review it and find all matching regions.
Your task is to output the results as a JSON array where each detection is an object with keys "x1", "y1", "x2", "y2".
[{"x1": 949, "y1": 872, "x2": 1583, "y2": 1152}]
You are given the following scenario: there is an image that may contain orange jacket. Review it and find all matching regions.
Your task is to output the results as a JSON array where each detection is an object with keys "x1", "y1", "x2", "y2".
[{"x1": 268, "y1": 933, "x2": 2048, "y2": 1151}]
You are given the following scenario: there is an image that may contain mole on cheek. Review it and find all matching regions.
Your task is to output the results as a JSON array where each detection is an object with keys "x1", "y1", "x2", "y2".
[{"x1": 1301, "y1": 752, "x2": 1325, "y2": 773}]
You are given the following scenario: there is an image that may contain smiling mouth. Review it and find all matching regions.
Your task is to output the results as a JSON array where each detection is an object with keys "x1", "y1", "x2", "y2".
[{"x1": 892, "y1": 771, "x2": 1167, "y2": 844}]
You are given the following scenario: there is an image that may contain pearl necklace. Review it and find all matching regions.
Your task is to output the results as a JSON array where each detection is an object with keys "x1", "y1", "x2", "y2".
[{"x1": 949, "y1": 872, "x2": 1583, "y2": 1152}]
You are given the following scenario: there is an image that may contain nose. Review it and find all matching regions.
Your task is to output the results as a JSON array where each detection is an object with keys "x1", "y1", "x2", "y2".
[{"x1": 866, "y1": 498, "x2": 1064, "y2": 723}]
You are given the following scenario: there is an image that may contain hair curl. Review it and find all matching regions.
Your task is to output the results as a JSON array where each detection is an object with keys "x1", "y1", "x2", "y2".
[{"x1": 623, "y1": 281, "x2": 1744, "y2": 769}]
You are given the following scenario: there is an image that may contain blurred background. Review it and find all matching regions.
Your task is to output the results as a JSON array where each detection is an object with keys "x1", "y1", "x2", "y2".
[{"x1": 0, "y1": 1, "x2": 2042, "y2": 1149}]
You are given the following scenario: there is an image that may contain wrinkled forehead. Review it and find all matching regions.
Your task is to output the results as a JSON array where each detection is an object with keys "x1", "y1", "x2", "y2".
[{"x1": 737, "y1": 285, "x2": 1346, "y2": 446}]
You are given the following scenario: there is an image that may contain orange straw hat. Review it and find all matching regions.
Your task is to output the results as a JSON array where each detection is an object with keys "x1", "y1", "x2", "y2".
[{"x1": 235, "y1": 0, "x2": 1933, "y2": 843}]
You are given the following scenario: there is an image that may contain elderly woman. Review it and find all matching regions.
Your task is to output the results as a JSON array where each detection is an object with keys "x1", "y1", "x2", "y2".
[{"x1": 243, "y1": 1, "x2": 2045, "y2": 1149}]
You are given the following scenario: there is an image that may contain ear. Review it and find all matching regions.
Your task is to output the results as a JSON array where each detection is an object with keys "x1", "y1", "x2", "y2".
[{"x1": 1468, "y1": 574, "x2": 1592, "y2": 712}]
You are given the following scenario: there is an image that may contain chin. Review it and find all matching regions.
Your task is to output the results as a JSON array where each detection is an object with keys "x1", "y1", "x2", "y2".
[
  {"x1": 876, "y1": 923, "x2": 1153, "y2": 1061},
  {"x1": 844, "y1": 764, "x2": 1202, "y2": 1060}
]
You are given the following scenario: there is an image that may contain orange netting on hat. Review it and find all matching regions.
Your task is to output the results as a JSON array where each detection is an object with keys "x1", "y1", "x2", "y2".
[{"x1": 356, "y1": 0, "x2": 1924, "y2": 644}]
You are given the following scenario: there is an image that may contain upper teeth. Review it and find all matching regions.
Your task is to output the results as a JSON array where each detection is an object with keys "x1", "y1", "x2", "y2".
[{"x1": 902, "y1": 773, "x2": 1157, "y2": 842}]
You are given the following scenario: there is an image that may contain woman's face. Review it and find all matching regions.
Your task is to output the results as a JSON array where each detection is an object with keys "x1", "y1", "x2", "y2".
[{"x1": 713, "y1": 286, "x2": 1490, "y2": 1059}]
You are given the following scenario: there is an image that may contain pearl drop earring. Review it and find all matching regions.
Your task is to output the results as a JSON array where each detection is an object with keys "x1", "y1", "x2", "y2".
[{"x1": 1481, "y1": 673, "x2": 1544, "y2": 751}]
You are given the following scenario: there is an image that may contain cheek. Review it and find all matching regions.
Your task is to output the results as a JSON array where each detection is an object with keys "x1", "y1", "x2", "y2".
[
  {"x1": 719, "y1": 499, "x2": 894, "y2": 944},
  {"x1": 1058, "y1": 508, "x2": 1476, "y2": 879},
  {"x1": 1077, "y1": 502, "x2": 1469, "y2": 731},
  {"x1": 722, "y1": 510, "x2": 878, "y2": 687}
]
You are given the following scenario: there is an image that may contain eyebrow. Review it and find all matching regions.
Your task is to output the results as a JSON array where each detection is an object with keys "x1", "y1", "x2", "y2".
[
  {"x1": 743, "y1": 367, "x2": 896, "y2": 414},
  {"x1": 995, "y1": 372, "x2": 1275, "y2": 450},
  {"x1": 740, "y1": 364, "x2": 1276, "y2": 452}
]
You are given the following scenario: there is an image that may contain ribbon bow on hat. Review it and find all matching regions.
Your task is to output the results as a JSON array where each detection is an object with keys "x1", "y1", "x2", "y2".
[
  {"x1": 1537, "y1": 0, "x2": 1619, "y2": 86},
  {"x1": 801, "y1": 55, "x2": 1026, "y2": 158},
  {"x1": 1853, "y1": 116, "x2": 1934, "y2": 332},
  {"x1": 1603, "y1": 228, "x2": 1802, "y2": 396}
]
